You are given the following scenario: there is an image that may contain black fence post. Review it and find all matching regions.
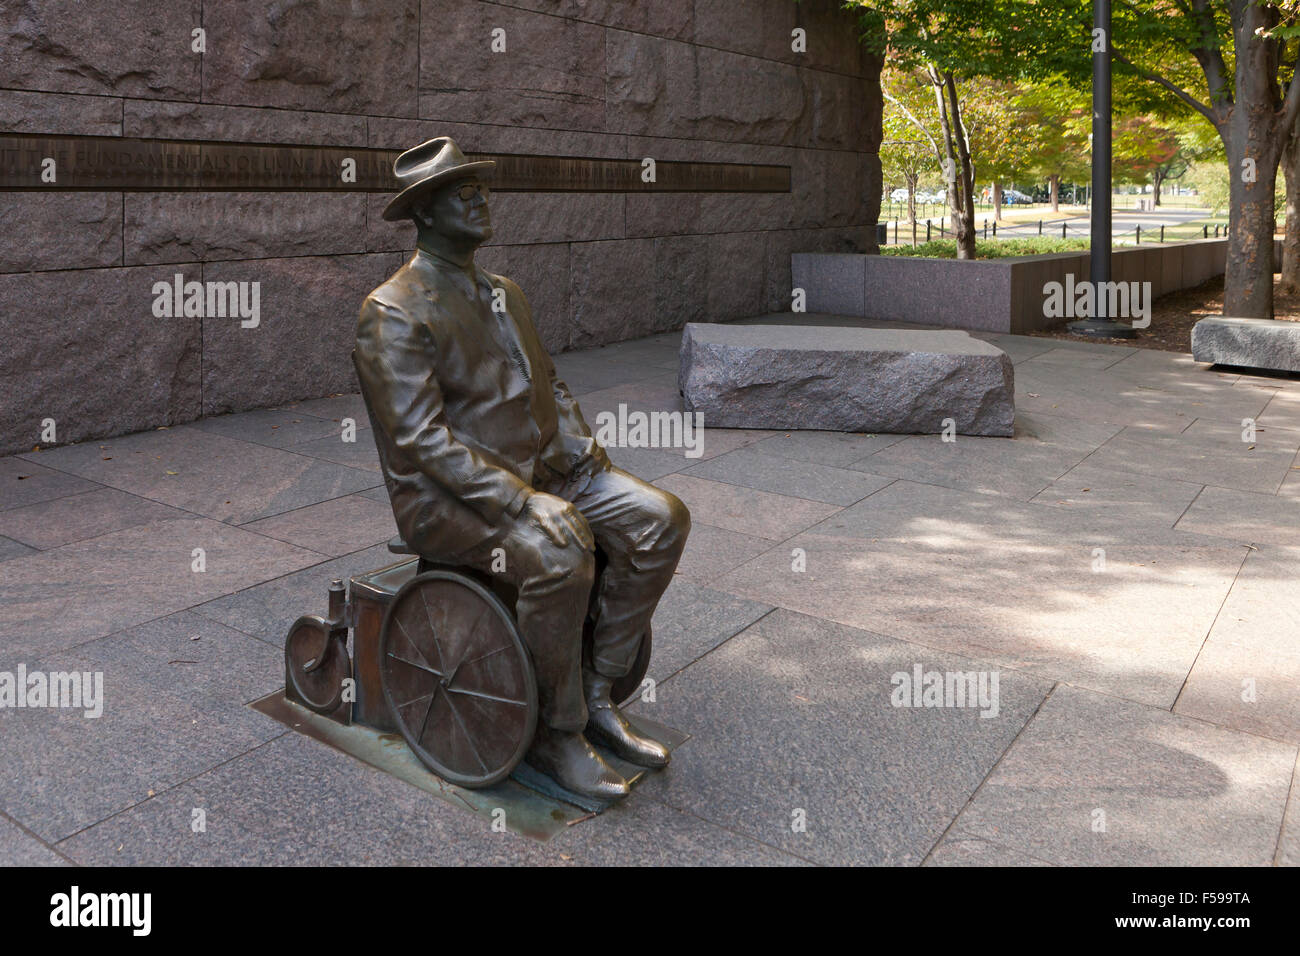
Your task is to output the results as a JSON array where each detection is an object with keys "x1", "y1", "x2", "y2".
[
  {"x1": 1062, "y1": 221, "x2": 1067, "y2": 239},
  {"x1": 926, "y1": 221, "x2": 932, "y2": 242},
  {"x1": 1136, "y1": 225, "x2": 1141, "y2": 244},
  {"x1": 1160, "y1": 224, "x2": 1165, "y2": 243},
  {"x1": 1039, "y1": 220, "x2": 1043, "y2": 235},
  {"x1": 1203, "y1": 225, "x2": 1208, "y2": 239}
]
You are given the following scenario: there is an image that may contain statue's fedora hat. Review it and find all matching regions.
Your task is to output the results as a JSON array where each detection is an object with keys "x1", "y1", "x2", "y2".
[{"x1": 382, "y1": 137, "x2": 495, "y2": 222}]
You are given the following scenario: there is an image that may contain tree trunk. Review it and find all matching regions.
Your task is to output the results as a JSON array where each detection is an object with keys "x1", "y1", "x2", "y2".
[
  {"x1": 906, "y1": 171, "x2": 918, "y2": 225},
  {"x1": 931, "y1": 68, "x2": 976, "y2": 259},
  {"x1": 993, "y1": 181, "x2": 1003, "y2": 222},
  {"x1": 1220, "y1": 0, "x2": 1285, "y2": 319},
  {"x1": 1282, "y1": 128, "x2": 1300, "y2": 293},
  {"x1": 1224, "y1": 130, "x2": 1279, "y2": 318},
  {"x1": 1050, "y1": 174, "x2": 1060, "y2": 212},
  {"x1": 1153, "y1": 168, "x2": 1165, "y2": 207}
]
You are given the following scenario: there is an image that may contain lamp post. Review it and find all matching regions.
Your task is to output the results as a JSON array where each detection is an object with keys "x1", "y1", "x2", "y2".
[{"x1": 1069, "y1": 0, "x2": 1136, "y2": 338}]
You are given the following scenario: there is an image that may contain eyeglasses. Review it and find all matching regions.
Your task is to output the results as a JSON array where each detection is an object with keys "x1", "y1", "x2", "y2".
[{"x1": 454, "y1": 182, "x2": 490, "y2": 201}]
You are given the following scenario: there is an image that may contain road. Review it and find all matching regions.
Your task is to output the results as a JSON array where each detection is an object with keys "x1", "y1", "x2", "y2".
[{"x1": 885, "y1": 205, "x2": 1220, "y2": 244}]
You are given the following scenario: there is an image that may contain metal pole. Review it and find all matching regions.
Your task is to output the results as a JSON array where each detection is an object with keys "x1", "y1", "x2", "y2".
[{"x1": 1071, "y1": 0, "x2": 1134, "y2": 337}]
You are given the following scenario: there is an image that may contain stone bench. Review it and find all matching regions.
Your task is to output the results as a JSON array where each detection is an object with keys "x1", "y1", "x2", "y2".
[
  {"x1": 679, "y1": 323, "x2": 1015, "y2": 437},
  {"x1": 1191, "y1": 317, "x2": 1300, "y2": 373}
]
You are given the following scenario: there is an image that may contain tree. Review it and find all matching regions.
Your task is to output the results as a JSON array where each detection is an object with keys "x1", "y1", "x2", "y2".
[
  {"x1": 1109, "y1": 0, "x2": 1300, "y2": 318},
  {"x1": 844, "y1": 0, "x2": 1014, "y2": 258},
  {"x1": 1019, "y1": 81, "x2": 1092, "y2": 211},
  {"x1": 881, "y1": 67, "x2": 943, "y2": 227}
]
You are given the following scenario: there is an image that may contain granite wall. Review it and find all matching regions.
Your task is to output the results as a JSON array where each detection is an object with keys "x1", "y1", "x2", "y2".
[
  {"x1": 0, "y1": 0, "x2": 882, "y2": 455},
  {"x1": 793, "y1": 239, "x2": 1275, "y2": 335}
]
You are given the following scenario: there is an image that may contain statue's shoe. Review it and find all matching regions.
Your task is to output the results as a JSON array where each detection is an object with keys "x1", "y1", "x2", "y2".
[
  {"x1": 585, "y1": 673, "x2": 670, "y2": 769},
  {"x1": 525, "y1": 729, "x2": 630, "y2": 801}
]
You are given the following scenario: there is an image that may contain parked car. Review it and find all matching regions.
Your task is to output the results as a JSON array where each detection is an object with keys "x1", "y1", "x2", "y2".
[
  {"x1": 889, "y1": 187, "x2": 911, "y2": 203},
  {"x1": 1002, "y1": 189, "x2": 1034, "y2": 205},
  {"x1": 916, "y1": 189, "x2": 947, "y2": 203}
]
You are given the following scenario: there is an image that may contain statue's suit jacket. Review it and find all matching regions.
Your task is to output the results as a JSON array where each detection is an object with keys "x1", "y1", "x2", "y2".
[{"x1": 354, "y1": 247, "x2": 610, "y2": 560}]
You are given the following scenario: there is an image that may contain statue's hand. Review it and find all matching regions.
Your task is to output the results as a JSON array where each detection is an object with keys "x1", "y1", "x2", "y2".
[{"x1": 523, "y1": 493, "x2": 595, "y2": 552}]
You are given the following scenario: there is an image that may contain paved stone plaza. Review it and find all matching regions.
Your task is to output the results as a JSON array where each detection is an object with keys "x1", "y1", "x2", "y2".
[{"x1": 2, "y1": 315, "x2": 1298, "y2": 866}]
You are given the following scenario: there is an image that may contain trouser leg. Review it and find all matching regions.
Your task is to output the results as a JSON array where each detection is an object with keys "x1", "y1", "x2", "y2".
[
  {"x1": 558, "y1": 467, "x2": 691, "y2": 678},
  {"x1": 457, "y1": 521, "x2": 595, "y2": 732}
]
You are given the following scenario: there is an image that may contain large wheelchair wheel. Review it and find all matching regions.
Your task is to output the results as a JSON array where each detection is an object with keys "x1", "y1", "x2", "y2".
[{"x1": 379, "y1": 570, "x2": 538, "y2": 789}]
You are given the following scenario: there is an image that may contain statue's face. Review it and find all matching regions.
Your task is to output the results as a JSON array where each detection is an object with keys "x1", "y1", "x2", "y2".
[{"x1": 420, "y1": 177, "x2": 492, "y2": 245}]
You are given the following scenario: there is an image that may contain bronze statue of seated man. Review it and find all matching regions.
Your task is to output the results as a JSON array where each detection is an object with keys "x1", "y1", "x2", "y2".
[{"x1": 354, "y1": 137, "x2": 691, "y2": 802}]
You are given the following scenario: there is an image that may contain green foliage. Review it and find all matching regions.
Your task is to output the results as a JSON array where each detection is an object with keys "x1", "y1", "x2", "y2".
[
  {"x1": 1184, "y1": 161, "x2": 1230, "y2": 216},
  {"x1": 880, "y1": 237, "x2": 1092, "y2": 259}
]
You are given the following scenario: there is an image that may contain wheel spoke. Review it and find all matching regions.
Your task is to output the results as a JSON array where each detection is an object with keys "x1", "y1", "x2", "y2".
[
  {"x1": 459, "y1": 644, "x2": 510, "y2": 669},
  {"x1": 386, "y1": 651, "x2": 442, "y2": 678},
  {"x1": 392, "y1": 688, "x2": 437, "y2": 712},
  {"x1": 393, "y1": 614, "x2": 437, "y2": 673},
  {"x1": 443, "y1": 695, "x2": 489, "y2": 773},
  {"x1": 417, "y1": 585, "x2": 448, "y2": 673},
  {"x1": 445, "y1": 686, "x2": 528, "y2": 707},
  {"x1": 415, "y1": 683, "x2": 443, "y2": 746}
]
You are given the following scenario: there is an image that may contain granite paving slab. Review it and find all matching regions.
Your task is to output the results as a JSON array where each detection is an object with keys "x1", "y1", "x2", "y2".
[
  {"x1": 645, "y1": 577, "x2": 772, "y2": 685},
  {"x1": 682, "y1": 445, "x2": 895, "y2": 506},
  {"x1": 239, "y1": 493, "x2": 398, "y2": 557},
  {"x1": 0, "y1": 535, "x2": 36, "y2": 562},
  {"x1": 18, "y1": 426, "x2": 382, "y2": 524},
  {"x1": 630, "y1": 608, "x2": 1053, "y2": 866},
  {"x1": 57, "y1": 733, "x2": 559, "y2": 866},
  {"x1": 923, "y1": 834, "x2": 1054, "y2": 866},
  {"x1": 1174, "y1": 544, "x2": 1300, "y2": 742},
  {"x1": 947, "y1": 685, "x2": 1297, "y2": 866},
  {"x1": 287, "y1": 393, "x2": 370, "y2": 425},
  {"x1": 190, "y1": 542, "x2": 395, "y2": 644},
  {"x1": 1020, "y1": 347, "x2": 1131, "y2": 371},
  {"x1": 284, "y1": 432, "x2": 384, "y2": 473},
  {"x1": 670, "y1": 521, "x2": 776, "y2": 584},
  {"x1": 1014, "y1": 363, "x2": 1266, "y2": 430},
  {"x1": 1279, "y1": 753, "x2": 1300, "y2": 865},
  {"x1": 0, "y1": 487, "x2": 189, "y2": 550},
  {"x1": 603, "y1": 444, "x2": 693, "y2": 481},
  {"x1": 1031, "y1": 461, "x2": 1206, "y2": 526},
  {"x1": 1083, "y1": 422, "x2": 1297, "y2": 495},
  {"x1": 548, "y1": 793, "x2": 805, "y2": 865},
  {"x1": 851, "y1": 432, "x2": 1097, "y2": 501},
  {"x1": 0, "y1": 619, "x2": 286, "y2": 842},
  {"x1": 1175, "y1": 484, "x2": 1300, "y2": 545},
  {"x1": 653, "y1": 473, "x2": 842, "y2": 541},
  {"x1": 0, "y1": 517, "x2": 321, "y2": 658},
  {"x1": 0, "y1": 456, "x2": 101, "y2": 512},
  {"x1": 0, "y1": 815, "x2": 68, "y2": 866},
  {"x1": 192, "y1": 406, "x2": 346, "y2": 449},
  {"x1": 747, "y1": 429, "x2": 909, "y2": 466},
  {"x1": 711, "y1": 480, "x2": 1249, "y2": 708}
]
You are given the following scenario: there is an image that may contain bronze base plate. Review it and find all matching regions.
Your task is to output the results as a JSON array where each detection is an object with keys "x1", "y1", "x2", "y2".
[{"x1": 251, "y1": 691, "x2": 687, "y2": 841}]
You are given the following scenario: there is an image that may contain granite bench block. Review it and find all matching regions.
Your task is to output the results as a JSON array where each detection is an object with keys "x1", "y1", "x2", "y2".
[
  {"x1": 679, "y1": 323, "x2": 1015, "y2": 436},
  {"x1": 1192, "y1": 317, "x2": 1300, "y2": 373}
]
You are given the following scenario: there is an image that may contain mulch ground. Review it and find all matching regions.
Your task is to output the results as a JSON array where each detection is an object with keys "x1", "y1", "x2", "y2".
[{"x1": 1027, "y1": 275, "x2": 1300, "y2": 353}]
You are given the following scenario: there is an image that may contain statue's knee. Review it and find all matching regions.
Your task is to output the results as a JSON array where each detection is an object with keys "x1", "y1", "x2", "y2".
[
  {"x1": 647, "y1": 489, "x2": 691, "y2": 553},
  {"x1": 535, "y1": 542, "x2": 595, "y2": 588}
]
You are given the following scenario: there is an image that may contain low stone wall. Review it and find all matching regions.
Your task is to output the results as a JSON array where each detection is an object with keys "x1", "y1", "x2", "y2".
[
  {"x1": 1, "y1": 0, "x2": 882, "y2": 456},
  {"x1": 792, "y1": 238, "x2": 1282, "y2": 335}
]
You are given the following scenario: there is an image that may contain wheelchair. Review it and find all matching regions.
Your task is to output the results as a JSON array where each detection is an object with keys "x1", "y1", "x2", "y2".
[
  {"x1": 283, "y1": 353, "x2": 651, "y2": 790},
  {"x1": 283, "y1": 541, "x2": 652, "y2": 790}
]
